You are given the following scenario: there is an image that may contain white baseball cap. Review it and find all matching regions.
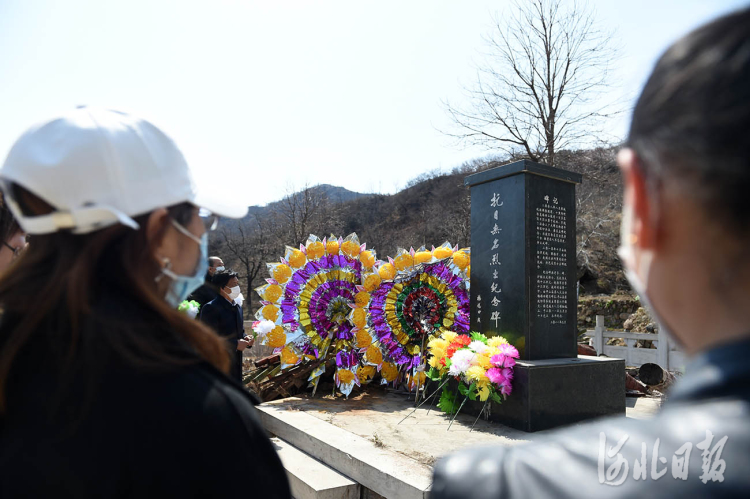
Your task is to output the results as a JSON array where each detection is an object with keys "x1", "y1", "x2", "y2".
[{"x1": 0, "y1": 106, "x2": 247, "y2": 234}]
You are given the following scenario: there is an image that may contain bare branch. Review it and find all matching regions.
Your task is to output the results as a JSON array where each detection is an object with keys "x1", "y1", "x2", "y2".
[{"x1": 442, "y1": 0, "x2": 622, "y2": 166}]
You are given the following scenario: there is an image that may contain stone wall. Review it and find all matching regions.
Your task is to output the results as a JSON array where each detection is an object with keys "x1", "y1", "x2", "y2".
[{"x1": 577, "y1": 295, "x2": 640, "y2": 331}]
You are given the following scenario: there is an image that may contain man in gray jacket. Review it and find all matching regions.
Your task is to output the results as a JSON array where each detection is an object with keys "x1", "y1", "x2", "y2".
[{"x1": 432, "y1": 7, "x2": 750, "y2": 498}]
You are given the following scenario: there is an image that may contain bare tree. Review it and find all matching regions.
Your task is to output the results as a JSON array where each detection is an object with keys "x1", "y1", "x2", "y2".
[
  {"x1": 274, "y1": 182, "x2": 329, "y2": 243},
  {"x1": 444, "y1": 0, "x2": 619, "y2": 166},
  {"x1": 220, "y1": 214, "x2": 279, "y2": 315}
]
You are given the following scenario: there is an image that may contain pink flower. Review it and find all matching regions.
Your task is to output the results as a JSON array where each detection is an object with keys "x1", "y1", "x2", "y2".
[
  {"x1": 499, "y1": 343, "x2": 519, "y2": 359},
  {"x1": 486, "y1": 367, "x2": 506, "y2": 385},
  {"x1": 500, "y1": 382, "x2": 512, "y2": 397},
  {"x1": 502, "y1": 367, "x2": 514, "y2": 382},
  {"x1": 490, "y1": 353, "x2": 506, "y2": 367},
  {"x1": 490, "y1": 353, "x2": 517, "y2": 368}
]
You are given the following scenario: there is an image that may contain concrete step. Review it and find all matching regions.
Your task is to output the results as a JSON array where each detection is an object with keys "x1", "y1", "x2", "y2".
[
  {"x1": 271, "y1": 437, "x2": 359, "y2": 499},
  {"x1": 258, "y1": 404, "x2": 432, "y2": 499}
]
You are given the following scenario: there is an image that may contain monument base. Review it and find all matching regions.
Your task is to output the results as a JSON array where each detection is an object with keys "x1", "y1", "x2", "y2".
[{"x1": 440, "y1": 355, "x2": 625, "y2": 432}]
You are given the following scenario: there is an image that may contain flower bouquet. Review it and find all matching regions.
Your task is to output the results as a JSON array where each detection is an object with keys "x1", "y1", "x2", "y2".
[
  {"x1": 422, "y1": 330, "x2": 519, "y2": 427},
  {"x1": 178, "y1": 299, "x2": 201, "y2": 319}
]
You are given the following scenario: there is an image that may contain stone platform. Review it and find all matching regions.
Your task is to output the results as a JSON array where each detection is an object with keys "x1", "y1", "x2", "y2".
[{"x1": 259, "y1": 386, "x2": 660, "y2": 498}]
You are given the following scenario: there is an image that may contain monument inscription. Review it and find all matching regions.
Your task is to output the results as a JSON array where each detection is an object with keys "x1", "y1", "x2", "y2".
[
  {"x1": 466, "y1": 160, "x2": 579, "y2": 360},
  {"x1": 462, "y1": 159, "x2": 625, "y2": 432}
]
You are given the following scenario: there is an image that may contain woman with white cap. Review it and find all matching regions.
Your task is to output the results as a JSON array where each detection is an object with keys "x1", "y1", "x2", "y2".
[{"x1": 0, "y1": 107, "x2": 291, "y2": 498}]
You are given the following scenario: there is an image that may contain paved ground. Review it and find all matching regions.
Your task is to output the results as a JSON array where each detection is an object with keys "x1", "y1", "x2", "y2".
[{"x1": 264, "y1": 387, "x2": 662, "y2": 466}]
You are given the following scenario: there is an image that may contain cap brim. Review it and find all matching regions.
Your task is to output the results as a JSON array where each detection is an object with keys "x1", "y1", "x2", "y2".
[{"x1": 193, "y1": 191, "x2": 248, "y2": 219}]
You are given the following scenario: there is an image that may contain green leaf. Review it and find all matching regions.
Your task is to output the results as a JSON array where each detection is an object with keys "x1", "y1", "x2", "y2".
[
  {"x1": 437, "y1": 388, "x2": 458, "y2": 414},
  {"x1": 426, "y1": 367, "x2": 442, "y2": 381},
  {"x1": 470, "y1": 332, "x2": 488, "y2": 344},
  {"x1": 467, "y1": 381, "x2": 478, "y2": 401},
  {"x1": 457, "y1": 383, "x2": 469, "y2": 396},
  {"x1": 490, "y1": 391, "x2": 503, "y2": 404}
]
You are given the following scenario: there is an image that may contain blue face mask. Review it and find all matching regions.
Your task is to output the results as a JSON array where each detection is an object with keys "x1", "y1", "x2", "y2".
[{"x1": 161, "y1": 220, "x2": 209, "y2": 308}]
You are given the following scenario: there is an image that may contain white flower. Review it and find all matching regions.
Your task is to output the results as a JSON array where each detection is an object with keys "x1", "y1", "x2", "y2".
[
  {"x1": 468, "y1": 341, "x2": 488, "y2": 355},
  {"x1": 185, "y1": 303, "x2": 199, "y2": 319},
  {"x1": 253, "y1": 319, "x2": 276, "y2": 339},
  {"x1": 448, "y1": 349, "x2": 476, "y2": 376}
]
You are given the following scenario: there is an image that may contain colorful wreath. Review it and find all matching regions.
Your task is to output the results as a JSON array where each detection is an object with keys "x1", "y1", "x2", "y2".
[
  {"x1": 367, "y1": 243, "x2": 471, "y2": 387},
  {"x1": 254, "y1": 233, "x2": 377, "y2": 396}
]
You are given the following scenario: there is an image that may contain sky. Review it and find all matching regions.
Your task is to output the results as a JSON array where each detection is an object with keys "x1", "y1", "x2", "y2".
[{"x1": 0, "y1": 0, "x2": 747, "y2": 207}]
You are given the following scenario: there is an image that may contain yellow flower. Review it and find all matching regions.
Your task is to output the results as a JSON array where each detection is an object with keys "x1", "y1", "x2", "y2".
[
  {"x1": 381, "y1": 362, "x2": 398, "y2": 382},
  {"x1": 414, "y1": 250, "x2": 432, "y2": 264},
  {"x1": 326, "y1": 239, "x2": 340, "y2": 255},
  {"x1": 356, "y1": 329, "x2": 372, "y2": 349},
  {"x1": 476, "y1": 353, "x2": 492, "y2": 369},
  {"x1": 466, "y1": 365, "x2": 488, "y2": 383},
  {"x1": 357, "y1": 365, "x2": 376, "y2": 383},
  {"x1": 288, "y1": 249, "x2": 307, "y2": 268},
  {"x1": 407, "y1": 372, "x2": 426, "y2": 390},
  {"x1": 452, "y1": 250, "x2": 470, "y2": 270},
  {"x1": 466, "y1": 265, "x2": 470, "y2": 278},
  {"x1": 360, "y1": 250, "x2": 376, "y2": 268},
  {"x1": 337, "y1": 369, "x2": 355, "y2": 385},
  {"x1": 433, "y1": 246, "x2": 453, "y2": 259},
  {"x1": 341, "y1": 240, "x2": 361, "y2": 258},
  {"x1": 280, "y1": 346, "x2": 299, "y2": 365},
  {"x1": 355, "y1": 291, "x2": 370, "y2": 308},
  {"x1": 365, "y1": 345, "x2": 383, "y2": 365},
  {"x1": 478, "y1": 384, "x2": 490, "y2": 402},
  {"x1": 487, "y1": 336, "x2": 509, "y2": 348},
  {"x1": 264, "y1": 284, "x2": 283, "y2": 303},
  {"x1": 273, "y1": 264, "x2": 292, "y2": 284},
  {"x1": 352, "y1": 308, "x2": 367, "y2": 329},
  {"x1": 429, "y1": 347, "x2": 446, "y2": 362},
  {"x1": 363, "y1": 273, "x2": 382, "y2": 292},
  {"x1": 378, "y1": 263, "x2": 396, "y2": 280},
  {"x1": 428, "y1": 355, "x2": 443, "y2": 369},
  {"x1": 266, "y1": 326, "x2": 286, "y2": 348},
  {"x1": 394, "y1": 253, "x2": 414, "y2": 271},
  {"x1": 307, "y1": 241, "x2": 325, "y2": 260},
  {"x1": 261, "y1": 304, "x2": 279, "y2": 321},
  {"x1": 427, "y1": 337, "x2": 449, "y2": 350},
  {"x1": 441, "y1": 331, "x2": 458, "y2": 343},
  {"x1": 486, "y1": 347, "x2": 500, "y2": 359}
]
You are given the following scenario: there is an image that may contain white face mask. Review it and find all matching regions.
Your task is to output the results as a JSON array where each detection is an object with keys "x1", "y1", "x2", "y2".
[
  {"x1": 214, "y1": 266, "x2": 225, "y2": 272},
  {"x1": 618, "y1": 200, "x2": 681, "y2": 348},
  {"x1": 226, "y1": 285, "x2": 241, "y2": 301}
]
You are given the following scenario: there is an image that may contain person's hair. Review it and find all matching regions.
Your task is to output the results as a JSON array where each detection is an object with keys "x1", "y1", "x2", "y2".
[
  {"x1": 628, "y1": 7, "x2": 750, "y2": 235},
  {"x1": 212, "y1": 269, "x2": 238, "y2": 290},
  {"x1": 0, "y1": 184, "x2": 231, "y2": 414},
  {"x1": 0, "y1": 193, "x2": 21, "y2": 245},
  {"x1": 208, "y1": 256, "x2": 222, "y2": 267}
]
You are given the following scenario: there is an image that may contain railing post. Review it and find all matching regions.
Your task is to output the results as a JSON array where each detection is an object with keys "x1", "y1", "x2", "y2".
[
  {"x1": 625, "y1": 338, "x2": 636, "y2": 366},
  {"x1": 657, "y1": 327, "x2": 669, "y2": 369},
  {"x1": 594, "y1": 315, "x2": 604, "y2": 355}
]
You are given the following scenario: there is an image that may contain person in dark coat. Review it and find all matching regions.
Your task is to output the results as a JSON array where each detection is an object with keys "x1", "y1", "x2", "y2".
[
  {"x1": 187, "y1": 255, "x2": 224, "y2": 306},
  {"x1": 199, "y1": 269, "x2": 254, "y2": 382},
  {"x1": 0, "y1": 107, "x2": 290, "y2": 498},
  {"x1": 432, "y1": 7, "x2": 750, "y2": 499}
]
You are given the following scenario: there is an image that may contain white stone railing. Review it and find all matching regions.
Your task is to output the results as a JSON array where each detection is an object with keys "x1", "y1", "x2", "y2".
[{"x1": 582, "y1": 315, "x2": 686, "y2": 371}]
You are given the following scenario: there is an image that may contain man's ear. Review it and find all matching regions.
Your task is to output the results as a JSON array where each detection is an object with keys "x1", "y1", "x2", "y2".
[
  {"x1": 146, "y1": 208, "x2": 170, "y2": 263},
  {"x1": 618, "y1": 149, "x2": 658, "y2": 250}
]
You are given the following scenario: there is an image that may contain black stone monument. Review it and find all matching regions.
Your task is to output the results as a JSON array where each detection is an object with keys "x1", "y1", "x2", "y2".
[{"x1": 463, "y1": 159, "x2": 625, "y2": 432}]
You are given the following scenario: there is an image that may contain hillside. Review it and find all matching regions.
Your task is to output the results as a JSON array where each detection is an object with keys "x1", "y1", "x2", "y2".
[{"x1": 213, "y1": 147, "x2": 628, "y2": 313}]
